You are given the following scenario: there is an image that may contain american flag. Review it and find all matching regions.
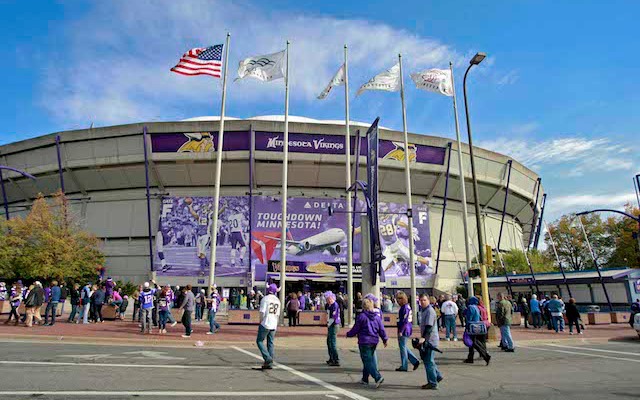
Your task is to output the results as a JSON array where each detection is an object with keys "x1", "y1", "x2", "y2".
[{"x1": 171, "y1": 45, "x2": 223, "y2": 77}]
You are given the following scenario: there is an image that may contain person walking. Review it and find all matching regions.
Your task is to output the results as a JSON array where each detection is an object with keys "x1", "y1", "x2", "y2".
[
  {"x1": 139, "y1": 282, "x2": 156, "y2": 334},
  {"x1": 354, "y1": 292, "x2": 363, "y2": 319},
  {"x1": 44, "y1": 280, "x2": 61, "y2": 326},
  {"x1": 336, "y1": 292, "x2": 346, "y2": 328},
  {"x1": 395, "y1": 291, "x2": 420, "y2": 372},
  {"x1": 91, "y1": 285, "x2": 105, "y2": 323},
  {"x1": 566, "y1": 298, "x2": 582, "y2": 335},
  {"x1": 547, "y1": 294, "x2": 564, "y2": 333},
  {"x1": 346, "y1": 297, "x2": 387, "y2": 388},
  {"x1": 325, "y1": 291, "x2": 341, "y2": 366},
  {"x1": 463, "y1": 296, "x2": 491, "y2": 365},
  {"x1": 530, "y1": 294, "x2": 541, "y2": 328},
  {"x1": 24, "y1": 282, "x2": 45, "y2": 327},
  {"x1": 418, "y1": 294, "x2": 443, "y2": 390},
  {"x1": 520, "y1": 297, "x2": 530, "y2": 329},
  {"x1": 286, "y1": 293, "x2": 300, "y2": 327},
  {"x1": 496, "y1": 292, "x2": 515, "y2": 352},
  {"x1": 5, "y1": 282, "x2": 22, "y2": 325},
  {"x1": 58, "y1": 282, "x2": 68, "y2": 320},
  {"x1": 67, "y1": 283, "x2": 81, "y2": 323},
  {"x1": 157, "y1": 287, "x2": 170, "y2": 334},
  {"x1": 179, "y1": 285, "x2": 195, "y2": 338},
  {"x1": 456, "y1": 295, "x2": 467, "y2": 328},
  {"x1": 195, "y1": 289, "x2": 205, "y2": 322},
  {"x1": 256, "y1": 284, "x2": 281, "y2": 369},
  {"x1": 80, "y1": 283, "x2": 92, "y2": 324},
  {"x1": 441, "y1": 295, "x2": 459, "y2": 341},
  {"x1": 206, "y1": 288, "x2": 221, "y2": 335}
]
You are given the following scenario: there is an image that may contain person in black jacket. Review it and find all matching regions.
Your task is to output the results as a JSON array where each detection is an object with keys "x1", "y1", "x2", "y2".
[
  {"x1": 91, "y1": 285, "x2": 106, "y2": 323},
  {"x1": 566, "y1": 298, "x2": 582, "y2": 335},
  {"x1": 67, "y1": 283, "x2": 81, "y2": 323},
  {"x1": 24, "y1": 282, "x2": 45, "y2": 327}
]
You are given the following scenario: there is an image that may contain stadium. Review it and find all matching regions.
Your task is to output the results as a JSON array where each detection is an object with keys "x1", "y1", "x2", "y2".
[{"x1": 0, "y1": 115, "x2": 544, "y2": 295}]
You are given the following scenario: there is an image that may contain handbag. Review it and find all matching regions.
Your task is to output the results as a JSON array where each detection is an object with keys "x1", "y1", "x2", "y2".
[
  {"x1": 462, "y1": 331, "x2": 474, "y2": 347},
  {"x1": 466, "y1": 321, "x2": 488, "y2": 335}
]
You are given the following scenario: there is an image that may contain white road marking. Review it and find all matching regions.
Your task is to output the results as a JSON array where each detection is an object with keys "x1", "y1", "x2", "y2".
[
  {"x1": 547, "y1": 343, "x2": 640, "y2": 356},
  {"x1": 527, "y1": 346, "x2": 640, "y2": 363},
  {"x1": 326, "y1": 395, "x2": 340, "y2": 399},
  {"x1": 0, "y1": 360, "x2": 234, "y2": 369},
  {"x1": 0, "y1": 391, "x2": 335, "y2": 397},
  {"x1": 232, "y1": 346, "x2": 369, "y2": 400}
]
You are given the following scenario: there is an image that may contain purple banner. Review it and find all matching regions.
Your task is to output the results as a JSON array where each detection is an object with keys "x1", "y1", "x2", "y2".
[
  {"x1": 154, "y1": 196, "x2": 250, "y2": 277},
  {"x1": 353, "y1": 200, "x2": 433, "y2": 278},
  {"x1": 151, "y1": 132, "x2": 250, "y2": 153}
]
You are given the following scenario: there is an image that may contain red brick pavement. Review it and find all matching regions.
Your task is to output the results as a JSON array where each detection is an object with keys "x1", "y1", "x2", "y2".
[{"x1": 0, "y1": 318, "x2": 637, "y2": 346}]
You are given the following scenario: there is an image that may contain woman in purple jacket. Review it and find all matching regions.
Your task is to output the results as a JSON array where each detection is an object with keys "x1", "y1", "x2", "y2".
[
  {"x1": 346, "y1": 298, "x2": 388, "y2": 388},
  {"x1": 395, "y1": 291, "x2": 420, "y2": 371}
]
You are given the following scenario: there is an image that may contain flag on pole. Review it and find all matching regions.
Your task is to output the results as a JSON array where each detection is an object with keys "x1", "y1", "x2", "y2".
[
  {"x1": 171, "y1": 45, "x2": 223, "y2": 77},
  {"x1": 356, "y1": 63, "x2": 400, "y2": 96},
  {"x1": 236, "y1": 50, "x2": 286, "y2": 82},
  {"x1": 317, "y1": 64, "x2": 345, "y2": 99},
  {"x1": 410, "y1": 68, "x2": 453, "y2": 96}
]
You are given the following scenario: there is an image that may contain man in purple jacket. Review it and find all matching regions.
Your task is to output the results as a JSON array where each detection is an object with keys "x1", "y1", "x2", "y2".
[
  {"x1": 325, "y1": 291, "x2": 341, "y2": 366},
  {"x1": 346, "y1": 297, "x2": 388, "y2": 388},
  {"x1": 104, "y1": 277, "x2": 115, "y2": 299},
  {"x1": 396, "y1": 291, "x2": 420, "y2": 371}
]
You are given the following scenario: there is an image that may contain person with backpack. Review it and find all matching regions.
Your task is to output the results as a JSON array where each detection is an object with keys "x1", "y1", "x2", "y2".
[{"x1": 463, "y1": 296, "x2": 491, "y2": 365}]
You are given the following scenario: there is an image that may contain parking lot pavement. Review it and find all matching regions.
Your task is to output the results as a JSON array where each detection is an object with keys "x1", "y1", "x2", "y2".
[{"x1": 0, "y1": 339, "x2": 638, "y2": 400}]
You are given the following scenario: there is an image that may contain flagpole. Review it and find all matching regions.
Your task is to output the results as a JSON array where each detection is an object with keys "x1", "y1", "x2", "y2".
[
  {"x1": 398, "y1": 54, "x2": 418, "y2": 323},
  {"x1": 279, "y1": 40, "x2": 291, "y2": 322},
  {"x1": 449, "y1": 61, "x2": 474, "y2": 298},
  {"x1": 344, "y1": 44, "x2": 354, "y2": 326},
  {"x1": 209, "y1": 33, "x2": 231, "y2": 290}
]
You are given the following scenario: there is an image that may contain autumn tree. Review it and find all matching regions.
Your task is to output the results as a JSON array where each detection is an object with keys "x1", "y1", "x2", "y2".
[
  {"x1": 488, "y1": 249, "x2": 556, "y2": 276},
  {"x1": 0, "y1": 191, "x2": 104, "y2": 281},
  {"x1": 605, "y1": 203, "x2": 640, "y2": 268}
]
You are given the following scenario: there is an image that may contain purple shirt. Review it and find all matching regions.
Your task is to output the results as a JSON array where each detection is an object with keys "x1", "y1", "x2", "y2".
[
  {"x1": 397, "y1": 304, "x2": 413, "y2": 337},
  {"x1": 327, "y1": 302, "x2": 341, "y2": 327},
  {"x1": 158, "y1": 295, "x2": 169, "y2": 311},
  {"x1": 10, "y1": 287, "x2": 21, "y2": 307},
  {"x1": 105, "y1": 279, "x2": 115, "y2": 296},
  {"x1": 44, "y1": 287, "x2": 51, "y2": 302}
]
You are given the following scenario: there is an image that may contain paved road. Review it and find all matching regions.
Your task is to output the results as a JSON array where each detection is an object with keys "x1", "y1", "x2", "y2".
[{"x1": 0, "y1": 339, "x2": 637, "y2": 399}]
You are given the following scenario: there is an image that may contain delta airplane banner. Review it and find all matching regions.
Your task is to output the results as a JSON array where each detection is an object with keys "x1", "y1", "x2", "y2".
[
  {"x1": 251, "y1": 197, "x2": 349, "y2": 278},
  {"x1": 154, "y1": 196, "x2": 251, "y2": 277}
]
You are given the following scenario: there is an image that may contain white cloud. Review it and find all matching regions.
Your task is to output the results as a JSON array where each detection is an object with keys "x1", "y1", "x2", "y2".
[
  {"x1": 496, "y1": 69, "x2": 519, "y2": 86},
  {"x1": 478, "y1": 136, "x2": 637, "y2": 176},
  {"x1": 40, "y1": 1, "x2": 467, "y2": 128},
  {"x1": 549, "y1": 192, "x2": 637, "y2": 209}
]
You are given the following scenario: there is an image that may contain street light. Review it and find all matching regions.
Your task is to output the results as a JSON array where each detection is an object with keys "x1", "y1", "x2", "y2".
[{"x1": 462, "y1": 52, "x2": 489, "y2": 308}]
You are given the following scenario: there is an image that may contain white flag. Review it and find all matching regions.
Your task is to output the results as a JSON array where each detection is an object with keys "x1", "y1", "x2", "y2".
[
  {"x1": 317, "y1": 64, "x2": 345, "y2": 100},
  {"x1": 410, "y1": 68, "x2": 453, "y2": 97},
  {"x1": 356, "y1": 63, "x2": 400, "y2": 97},
  {"x1": 236, "y1": 50, "x2": 286, "y2": 82}
]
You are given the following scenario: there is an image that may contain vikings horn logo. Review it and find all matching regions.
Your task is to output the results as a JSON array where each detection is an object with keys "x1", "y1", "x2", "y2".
[
  {"x1": 178, "y1": 132, "x2": 214, "y2": 153},
  {"x1": 383, "y1": 142, "x2": 417, "y2": 162}
]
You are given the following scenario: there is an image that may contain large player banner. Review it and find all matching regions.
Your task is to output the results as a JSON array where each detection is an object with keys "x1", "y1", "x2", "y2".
[
  {"x1": 154, "y1": 196, "x2": 251, "y2": 277},
  {"x1": 154, "y1": 195, "x2": 432, "y2": 280},
  {"x1": 353, "y1": 200, "x2": 434, "y2": 279}
]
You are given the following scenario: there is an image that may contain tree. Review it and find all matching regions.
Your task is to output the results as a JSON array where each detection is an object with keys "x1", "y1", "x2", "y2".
[
  {"x1": 544, "y1": 213, "x2": 612, "y2": 271},
  {"x1": 488, "y1": 249, "x2": 556, "y2": 276},
  {"x1": 0, "y1": 191, "x2": 104, "y2": 281},
  {"x1": 605, "y1": 203, "x2": 640, "y2": 268}
]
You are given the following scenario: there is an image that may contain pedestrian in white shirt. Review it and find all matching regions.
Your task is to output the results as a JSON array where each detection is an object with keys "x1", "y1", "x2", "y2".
[
  {"x1": 441, "y1": 295, "x2": 459, "y2": 341},
  {"x1": 257, "y1": 283, "x2": 281, "y2": 369}
]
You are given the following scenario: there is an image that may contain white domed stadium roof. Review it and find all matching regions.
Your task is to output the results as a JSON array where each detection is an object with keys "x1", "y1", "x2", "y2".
[{"x1": 182, "y1": 115, "x2": 389, "y2": 129}]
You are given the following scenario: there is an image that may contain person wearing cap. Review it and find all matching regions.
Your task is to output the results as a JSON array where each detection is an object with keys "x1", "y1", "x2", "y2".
[
  {"x1": 257, "y1": 283, "x2": 281, "y2": 369},
  {"x1": 325, "y1": 291, "x2": 341, "y2": 366},
  {"x1": 139, "y1": 281, "x2": 157, "y2": 334}
]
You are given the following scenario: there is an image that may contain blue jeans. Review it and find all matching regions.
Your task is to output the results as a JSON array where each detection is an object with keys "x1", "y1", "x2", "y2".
[
  {"x1": 398, "y1": 335, "x2": 420, "y2": 370},
  {"x1": 68, "y1": 305, "x2": 79, "y2": 322},
  {"x1": 256, "y1": 325, "x2": 276, "y2": 364},
  {"x1": 327, "y1": 324, "x2": 339, "y2": 362},
  {"x1": 532, "y1": 312, "x2": 542, "y2": 328},
  {"x1": 422, "y1": 345, "x2": 442, "y2": 386},
  {"x1": 208, "y1": 311, "x2": 221, "y2": 333},
  {"x1": 444, "y1": 315, "x2": 457, "y2": 339},
  {"x1": 551, "y1": 316, "x2": 563, "y2": 332},
  {"x1": 500, "y1": 325, "x2": 514, "y2": 349},
  {"x1": 44, "y1": 301, "x2": 58, "y2": 324},
  {"x1": 158, "y1": 310, "x2": 169, "y2": 330},
  {"x1": 358, "y1": 344, "x2": 381, "y2": 383},
  {"x1": 82, "y1": 303, "x2": 90, "y2": 324}
]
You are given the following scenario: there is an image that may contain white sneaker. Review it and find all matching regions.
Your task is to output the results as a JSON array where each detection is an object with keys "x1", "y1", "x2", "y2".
[
  {"x1": 453, "y1": 338, "x2": 458, "y2": 342},
  {"x1": 206, "y1": 331, "x2": 214, "y2": 335},
  {"x1": 579, "y1": 332, "x2": 583, "y2": 335},
  {"x1": 445, "y1": 338, "x2": 450, "y2": 341},
  {"x1": 181, "y1": 334, "x2": 191, "y2": 338},
  {"x1": 570, "y1": 332, "x2": 574, "y2": 335},
  {"x1": 171, "y1": 322, "x2": 177, "y2": 327}
]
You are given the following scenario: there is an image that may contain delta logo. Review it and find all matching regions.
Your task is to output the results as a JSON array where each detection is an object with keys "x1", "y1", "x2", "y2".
[
  {"x1": 383, "y1": 142, "x2": 417, "y2": 163},
  {"x1": 178, "y1": 132, "x2": 214, "y2": 153}
]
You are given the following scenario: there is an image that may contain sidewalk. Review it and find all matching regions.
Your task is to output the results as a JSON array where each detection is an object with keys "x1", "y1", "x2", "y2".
[{"x1": 1, "y1": 318, "x2": 637, "y2": 348}]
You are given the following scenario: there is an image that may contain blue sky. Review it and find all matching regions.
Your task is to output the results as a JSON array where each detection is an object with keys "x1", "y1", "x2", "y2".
[{"x1": 2, "y1": 0, "x2": 639, "y2": 221}]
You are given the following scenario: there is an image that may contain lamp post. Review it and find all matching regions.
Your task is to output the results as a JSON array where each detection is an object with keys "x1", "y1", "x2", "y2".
[{"x1": 0, "y1": 166, "x2": 37, "y2": 220}]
